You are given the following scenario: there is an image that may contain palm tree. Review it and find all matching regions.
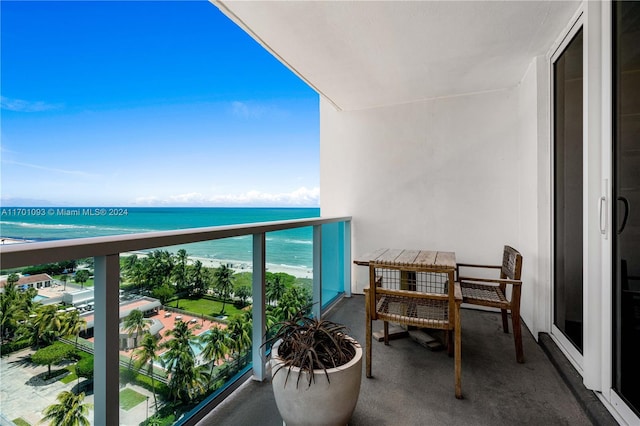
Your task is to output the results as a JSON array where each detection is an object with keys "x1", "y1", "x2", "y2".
[
  {"x1": 226, "y1": 313, "x2": 251, "y2": 369},
  {"x1": 173, "y1": 249, "x2": 190, "y2": 295},
  {"x1": 122, "y1": 254, "x2": 139, "y2": 272},
  {"x1": 123, "y1": 309, "x2": 149, "y2": 368},
  {"x1": 63, "y1": 310, "x2": 87, "y2": 349},
  {"x1": 190, "y1": 260, "x2": 208, "y2": 296},
  {"x1": 59, "y1": 274, "x2": 68, "y2": 292},
  {"x1": 274, "y1": 286, "x2": 312, "y2": 321},
  {"x1": 266, "y1": 275, "x2": 286, "y2": 305},
  {"x1": 32, "y1": 305, "x2": 64, "y2": 347},
  {"x1": 162, "y1": 320, "x2": 205, "y2": 402},
  {"x1": 214, "y1": 264, "x2": 234, "y2": 315},
  {"x1": 74, "y1": 270, "x2": 90, "y2": 289},
  {"x1": 41, "y1": 390, "x2": 91, "y2": 426},
  {"x1": 134, "y1": 332, "x2": 159, "y2": 413},
  {"x1": 0, "y1": 279, "x2": 23, "y2": 342},
  {"x1": 199, "y1": 325, "x2": 231, "y2": 390},
  {"x1": 128, "y1": 261, "x2": 147, "y2": 293},
  {"x1": 146, "y1": 250, "x2": 174, "y2": 293}
]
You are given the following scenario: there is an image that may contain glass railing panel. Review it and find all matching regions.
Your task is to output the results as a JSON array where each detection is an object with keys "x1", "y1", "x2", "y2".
[
  {"x1": 0, "y1": 259, "x2": 95, "y2": 426},
  {"x1": 117, "y1": 243, "x2": 254, "y2": 425},
  {"x1": 264, "y1": 228, "x2": 314, "y2": 323},
  {"x1": 321, "y1": 222, "x2": 345, "y2": 308},
  {"x1": 0, "y1": 215, "x2": 351, "y2": 425}
]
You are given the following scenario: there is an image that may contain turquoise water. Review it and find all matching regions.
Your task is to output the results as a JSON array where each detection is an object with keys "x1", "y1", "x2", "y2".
[
  {"x1": 0, "y1": 207, "x2": 319, "y2": 269},
  {"x1": 33, "y1": 294, "x2": 48, "y2": 302}
]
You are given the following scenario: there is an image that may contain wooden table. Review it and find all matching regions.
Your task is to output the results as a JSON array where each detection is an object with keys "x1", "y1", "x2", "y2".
[
  {"x1": 354, "y1": 248, "x2": 457, "y2": 347},
  {"x1": 354, "y1": 248, "x2": 456, "y2": 289},
  {"x1": 354, "y1": 247, "x2": 456, "y2": 269}
]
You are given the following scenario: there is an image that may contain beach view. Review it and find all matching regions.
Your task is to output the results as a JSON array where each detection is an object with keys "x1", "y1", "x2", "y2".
[
  {"x1": 0, "y1": 212, "x2": 321, "y2": 425},
  {"x1": 0, "y1": 0, "x2": 322, "y2": 424}
]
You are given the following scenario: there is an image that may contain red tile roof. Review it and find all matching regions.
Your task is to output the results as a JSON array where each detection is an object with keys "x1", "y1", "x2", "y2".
[{"x1": 0, "y1": 273, "x2": 53, "y2": 288}]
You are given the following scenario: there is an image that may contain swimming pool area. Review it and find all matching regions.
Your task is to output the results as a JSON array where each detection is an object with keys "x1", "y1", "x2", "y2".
[{"x1": 32, "y1": 294, "x2": 49, "y2": 302}]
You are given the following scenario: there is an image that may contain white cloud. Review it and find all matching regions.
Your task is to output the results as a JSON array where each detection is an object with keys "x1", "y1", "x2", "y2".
[
  {"x1": 1, "y1": 96, "x2": 62, "y2": 112},
  {"x1": 230, "y1": 101, "x2": 288, "y2": 119},
  {"x1": 2, "y1": 159, "x2": 100, "y2": 178},
  {"x1": 132, "y1": 187, "x2": 319, "y2": 207}
]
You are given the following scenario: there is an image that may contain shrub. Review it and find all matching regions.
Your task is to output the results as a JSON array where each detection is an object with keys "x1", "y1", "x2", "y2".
[
  {"x1": 0, "y1": 339, "x2": 30, "y2": 356},
  {"x1": 76, "y1": 355, "x2": 94, "y2": 380}
]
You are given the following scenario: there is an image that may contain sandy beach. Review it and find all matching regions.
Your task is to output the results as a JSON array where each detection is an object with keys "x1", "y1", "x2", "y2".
[
  {"x1": 188, "y1": 255, "x2": 312, "y2": 279},
  {"x1": 121, "y1": 252, "x2": 313, "y2": 279},
  {"x1": 0, "y1": 236, "x2": 313, "y2": 279}
]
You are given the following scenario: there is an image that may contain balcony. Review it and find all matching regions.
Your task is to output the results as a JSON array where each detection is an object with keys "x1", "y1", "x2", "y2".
[
  {"x1": 0, "y1": 216, "x2": 617, "y2": 425},
  {"x1": 0, "y1": 217, "x2": 350, "y2": 425},
  {"x1": 199, "y1": 294, "x2": 614, "y2": 425}
]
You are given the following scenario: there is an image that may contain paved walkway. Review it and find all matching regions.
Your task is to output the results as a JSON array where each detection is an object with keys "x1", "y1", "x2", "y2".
[{"x1": 0, "y1": 348, "x2": 156, "y2": 426}]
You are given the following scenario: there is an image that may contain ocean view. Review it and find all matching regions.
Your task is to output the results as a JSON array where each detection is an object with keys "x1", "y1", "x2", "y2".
[{"x1": 0, "y1": 207, "x2": 320, "y2": 272}]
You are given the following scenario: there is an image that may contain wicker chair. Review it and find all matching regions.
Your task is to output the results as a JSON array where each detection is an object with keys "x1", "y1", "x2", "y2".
[
  {"x1": 365, "y1": 262, "x2": 462, "y2": 398},
  {"x1": 457, "y1": 245, "x2": 524, "y2": 363}
]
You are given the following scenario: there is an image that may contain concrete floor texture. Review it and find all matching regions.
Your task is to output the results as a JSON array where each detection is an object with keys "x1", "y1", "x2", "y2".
[{"x1": 197, "y1": 295, "x2": 617, "y2": 426}]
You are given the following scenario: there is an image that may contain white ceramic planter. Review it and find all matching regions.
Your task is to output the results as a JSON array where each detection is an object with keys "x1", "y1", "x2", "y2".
[{"x1": 270, "y1": 337, "x2": 363, "y2": 426}]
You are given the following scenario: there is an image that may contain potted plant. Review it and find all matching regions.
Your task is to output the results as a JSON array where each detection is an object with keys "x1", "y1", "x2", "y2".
[{"x1": 266, "y1": 309, "x2": 363, "y2": 426}]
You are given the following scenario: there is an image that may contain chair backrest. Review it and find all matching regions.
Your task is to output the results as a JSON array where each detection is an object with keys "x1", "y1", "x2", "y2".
[
  {"x1": 501, "y1": 245, "x2": 523, "y2": 281},
  {"x1": 369, "y1": 262, "x2": 456, "y2": 328}
]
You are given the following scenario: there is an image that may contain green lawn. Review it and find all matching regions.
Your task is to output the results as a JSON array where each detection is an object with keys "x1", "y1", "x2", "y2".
[
  {"x1": 75, "y1": 278, "x2": 94, "y2": 288},
  {"x1": 53, "y1": 275, "x2": 94, "y2": 288},
  {"x1": 168, "y1": 297, "x2": 244, "y2": 317},
  {"x1": 119, "y1": 388, "x2": 148, "y2": 410},
  {"x1": 60, "y1": 364, "x2": 77, "y2": 384}
]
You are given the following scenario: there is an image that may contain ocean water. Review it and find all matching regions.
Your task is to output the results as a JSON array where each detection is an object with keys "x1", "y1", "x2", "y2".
[{"x1": 0, "y1": 207, "x2": 319, "y2": 269}]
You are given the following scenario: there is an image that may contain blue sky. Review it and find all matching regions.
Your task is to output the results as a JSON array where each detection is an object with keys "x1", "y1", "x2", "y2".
[{"x1": 0, "y1": 1, "x2": 319, "y2": 207}]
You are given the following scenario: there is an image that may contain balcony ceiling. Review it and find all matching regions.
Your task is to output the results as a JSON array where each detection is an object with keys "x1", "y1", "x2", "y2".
[{"x1": 213, "y1": 0, "x2": 580, "y2": 111}]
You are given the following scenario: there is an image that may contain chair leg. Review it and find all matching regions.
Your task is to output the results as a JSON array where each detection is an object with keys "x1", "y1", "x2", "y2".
[
  {"x1": 383, "y1": 321, "x2": 389, "y2": 345},
  {"x1": 446, "y1": 330, "x2": 453, "y2": 357},
  {"x1": 501, "y1": 309, "x2": 509, "y2": 333},
  {"x1": 512, "y1": 311, "x2": 524, "y2": 363},
  {"x1": 454, "y1": 304, "x2": 462, "y2": 399},
  {"x1": 366, "y1": 296, "x2": 373, "y2": 378}
]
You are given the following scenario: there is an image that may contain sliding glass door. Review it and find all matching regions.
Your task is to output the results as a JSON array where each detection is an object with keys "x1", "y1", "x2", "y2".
[
  {"x1": 613, "y1": 0, "x2": 640, "y2": 414},
  {"x1": 553, "y1": 27, "x2": 584, "y2": 354}
]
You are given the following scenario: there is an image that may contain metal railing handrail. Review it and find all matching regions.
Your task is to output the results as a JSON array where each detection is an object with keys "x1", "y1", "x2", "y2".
[{"x1": 0, "y1": 216, "x2": 351, "y2": 269}]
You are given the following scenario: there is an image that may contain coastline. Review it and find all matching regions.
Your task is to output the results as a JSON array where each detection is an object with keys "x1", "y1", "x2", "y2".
[
  {"x1": 122, "y1": 251, "x2": 312, "y2": 279},
  {"x1": 0, "y1": 237, "x2": 313, "y2": 279},
  {"x1": 188, "y1": 255, "x2": 312, "y2": 280}
]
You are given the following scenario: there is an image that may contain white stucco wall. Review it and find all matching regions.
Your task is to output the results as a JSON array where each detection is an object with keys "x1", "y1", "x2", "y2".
[
  {"x1": 516, "y1": 55, "x2": 551, "y2": 338},
  {"x1": 321, "y1": 88, "x2": 527, "y2": 278},
  {"x1": 320, "y1": 72, "x2": 550, "y2": 338}
]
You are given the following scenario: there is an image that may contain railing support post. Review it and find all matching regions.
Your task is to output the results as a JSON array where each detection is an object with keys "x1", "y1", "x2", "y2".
[
  {"x1": 344, "y1": 220, "x2": 352, "y2": 297},
  {"x1": 313, "y1": 225, "x2": 322, "y2": 319},
  {"x1": 94, "y1": 255, "x2": 120, "y2": 425},
  {"x1": 252, "y1": 232, "x2": 266, "y2": 381}
]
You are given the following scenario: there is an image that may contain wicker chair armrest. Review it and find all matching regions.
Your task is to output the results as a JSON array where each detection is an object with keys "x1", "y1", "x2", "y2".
[
  {"x1": 459, "y1": 276, "x2": 522, "y2": 286},
  {"x1": 456, "y1": 263, "x2": 502, "y2": 270}
]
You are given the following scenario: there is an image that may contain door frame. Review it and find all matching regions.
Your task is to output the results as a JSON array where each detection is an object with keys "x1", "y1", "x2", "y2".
[
  {"x1": 547, "y1": 2, "x2": 640, "y2": 424},
  {"x1": 609, "y1": 1, "x2": 640, "y2": 423},
  {"x1": 548, "y1": 7, "x2": 585, "y2": 375}
]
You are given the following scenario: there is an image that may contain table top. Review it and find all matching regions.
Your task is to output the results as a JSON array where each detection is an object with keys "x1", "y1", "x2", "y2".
[{"x1": 354, "y1": 248, "x2": 456, "y2": 270}]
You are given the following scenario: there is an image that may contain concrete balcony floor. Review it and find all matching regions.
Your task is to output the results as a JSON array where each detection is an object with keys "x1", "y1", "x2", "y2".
[{"x1": 197, "y1": 295, "x2": 615, "y2": 426}]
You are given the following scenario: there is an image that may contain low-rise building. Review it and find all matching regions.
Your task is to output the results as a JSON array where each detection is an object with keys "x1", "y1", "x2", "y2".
[{"x1": 0, "y1": 273, "x2": 54, "y2": 292}]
